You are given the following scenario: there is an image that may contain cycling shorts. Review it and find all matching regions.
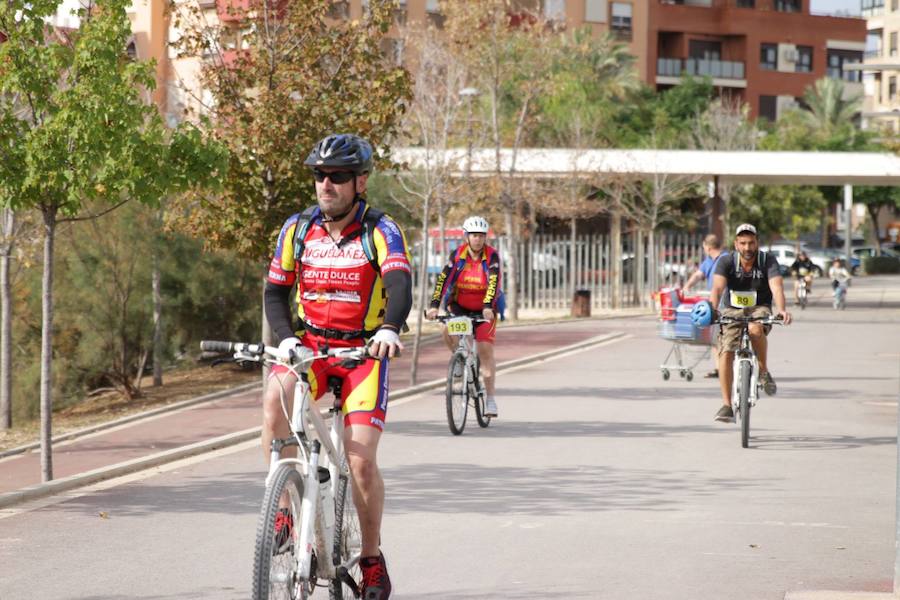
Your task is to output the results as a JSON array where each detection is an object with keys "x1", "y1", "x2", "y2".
[
  {"x1": 448, "y1": 304, "x2": 497, "y2": 344},
  {"x1": 717, "y1": 306, "x2": 772, "y2": 354},
  {"x1": 269, "y1": 334, "x2": 389, "y2": 431}
]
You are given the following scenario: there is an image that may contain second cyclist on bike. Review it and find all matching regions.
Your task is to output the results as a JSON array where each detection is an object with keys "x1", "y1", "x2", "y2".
[
  {"x1": 789, "y1": 250, "x2": 816, "y2": 306},
  {"x1": 709, "y1": 223, "x2": 792, "y2": 423},
  {"x1": 426, "y1": 216, "x2": 502, "y2": 417}
]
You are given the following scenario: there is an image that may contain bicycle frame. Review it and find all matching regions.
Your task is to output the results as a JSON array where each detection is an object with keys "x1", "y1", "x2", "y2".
[
  {"x1": 265, "y1": 360, "x2": 358, "y2": 584},
  {"x1": 731, "y1": 325, "x2": 760, "y2": 411}
]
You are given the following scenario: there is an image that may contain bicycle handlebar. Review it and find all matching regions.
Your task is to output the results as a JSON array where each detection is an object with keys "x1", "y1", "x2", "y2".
[
  {"x1": 200, "y1": 340, "x2": 370, "y2": 365},
  {"x1": 434, "y1": 314, "x2": 489, "y2": 324},
  {"x1": 715, "y1": 314, "x2": 785, "y2": 326}
]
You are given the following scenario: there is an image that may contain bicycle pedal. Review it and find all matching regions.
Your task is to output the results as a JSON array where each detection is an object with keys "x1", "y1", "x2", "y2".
[{"x1": 336, "y1": 566, "x2": 361, "y2": 598}]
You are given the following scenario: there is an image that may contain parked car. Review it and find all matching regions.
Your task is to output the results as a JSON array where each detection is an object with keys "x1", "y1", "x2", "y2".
[
  {"x1": 760, "y1": 242, "x2": 811, "y2": 277},
  {"x1": 807, "y1": 247, "x2": 861, "y2": 276},
  {"x1": 852, "y1": 246, "x2": 900, "y2": 260}
]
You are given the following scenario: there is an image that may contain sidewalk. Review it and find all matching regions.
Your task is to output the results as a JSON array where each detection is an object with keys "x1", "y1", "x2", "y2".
[{"x1": 0, "y1": 317, "x2": 631, "y2": 507}]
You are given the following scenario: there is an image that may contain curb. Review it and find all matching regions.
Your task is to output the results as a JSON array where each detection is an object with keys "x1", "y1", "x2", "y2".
[
  {"x1": 0, "y1": 381, "x2": 262, "y2": 460},
  {"x1": 0, "y1": 428, "x2": 259, "y2": 509},
  {"x1": 0, "y1": 331, "x2": 627, "y2": 509}
]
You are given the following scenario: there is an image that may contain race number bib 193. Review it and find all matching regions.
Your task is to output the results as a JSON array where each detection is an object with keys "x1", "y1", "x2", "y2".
[
  {"x1": 729, "y1": 290, "x2": 758, "y2": 309},
  {"x1": 446, "y1": 317, "x2": 473, "y2": 336}
]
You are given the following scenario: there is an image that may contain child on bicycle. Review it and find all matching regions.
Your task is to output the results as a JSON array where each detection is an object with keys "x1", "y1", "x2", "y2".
[{"x1": 828, "y1": 257, "x2": 852, "y2": 308}]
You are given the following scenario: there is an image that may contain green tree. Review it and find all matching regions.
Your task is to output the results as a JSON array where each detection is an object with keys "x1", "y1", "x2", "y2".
[
  {"x1": 0, "y1": 0, "x2": 225, "y2": 480},
  {"x1": 169, "y1": 0, "x2": 412, "y2": 262}
]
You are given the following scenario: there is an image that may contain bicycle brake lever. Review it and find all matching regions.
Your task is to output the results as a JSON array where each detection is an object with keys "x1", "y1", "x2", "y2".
[{"x1": 209, "y1": 358, "x2": 235, "y2": 368}]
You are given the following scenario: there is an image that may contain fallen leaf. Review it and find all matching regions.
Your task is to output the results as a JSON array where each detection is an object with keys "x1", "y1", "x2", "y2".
[
  {"x1": 98, "y1": 512, "x2": 109, "y2": 519},
  {"x1": 835, "y1": 546, "x2": 846, "y2": 550},
  {"x1": 749, "y1": 544, "x2": 759, "y2": 549}
]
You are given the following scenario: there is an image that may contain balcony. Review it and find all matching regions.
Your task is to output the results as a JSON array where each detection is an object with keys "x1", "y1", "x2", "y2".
[{"x1": 657, "y1": 57, "x2": 746, "y2": 80}]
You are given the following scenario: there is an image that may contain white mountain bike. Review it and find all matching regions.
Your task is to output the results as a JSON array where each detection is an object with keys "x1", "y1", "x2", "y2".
[
  {"x1": 437, "y1": 314, "x2": 490, "y2": 435},
  {"x1": 200, "y1": 340, "x2": 366, "y2": 600},
  {"x1": 714, "y1": 313, "x2": 783, "y2": 448}
]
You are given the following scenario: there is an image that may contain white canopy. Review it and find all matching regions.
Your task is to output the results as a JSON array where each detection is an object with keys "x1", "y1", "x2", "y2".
[{"x1": 392, "y1": 148, "x2": 900, "y2": 186}]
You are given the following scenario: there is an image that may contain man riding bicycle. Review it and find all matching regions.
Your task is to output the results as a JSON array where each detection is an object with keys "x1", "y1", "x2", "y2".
[
  {"x1": 789, "y1": 250, "x2": 816, "y2": 304},
  {"x1": 425, "y1": 216, "x2": 501, "y2": 417},
  {"x1": 709, "y1": 223, "x2": 792, "y2": 423},
  {"x1": 264, "y1": 133, "x2": 412, "y2": 599}
]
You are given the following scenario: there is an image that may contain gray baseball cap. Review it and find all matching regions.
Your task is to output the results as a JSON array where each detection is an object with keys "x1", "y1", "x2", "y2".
[{"x1": 735, "y1": 223, "x2": 757, "y2": 236}]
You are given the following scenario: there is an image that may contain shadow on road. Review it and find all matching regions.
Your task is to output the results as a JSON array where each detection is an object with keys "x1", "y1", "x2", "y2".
[
  {"x1": 748, "y1": 434, "x2": 895, "y2": 451},
  {"x1": 52, "y1": 471, "x2": 261, "y2": 517},
  {"x1": 385, "y1": 461, "x2": 770, "y2": 515},
  {"x1": 388, "y1": 419, "x2": 732, "y2": 439}
]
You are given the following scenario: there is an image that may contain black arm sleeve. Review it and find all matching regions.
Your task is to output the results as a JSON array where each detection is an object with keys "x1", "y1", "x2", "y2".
[
  {"x1": 264, "y1": 281, "x2": 296, "y2": 342},
  {"x1": 429, "y1": 260, "x2": 454, "y2": 308},
  {"x1": 381, "y1": 269, "x2": 413, "y2": 332},
  {"x1": 483, "y1": 251, "x2": 501, "y2": 308}
]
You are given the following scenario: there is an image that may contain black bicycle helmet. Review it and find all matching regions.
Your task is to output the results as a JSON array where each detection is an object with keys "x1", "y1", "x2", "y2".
[{"x1": 304, "y1": 134, "x2": 374, "y2": 175}]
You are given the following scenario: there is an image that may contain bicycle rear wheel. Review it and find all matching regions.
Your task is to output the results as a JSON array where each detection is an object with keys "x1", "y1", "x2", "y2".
[
  {"x1": 252, "y1": 464, "x2": 310, "y2": 600},
  {"x1": 738, "y1": 362, "x2": 751, "y2": 449},
  {"x1": 330, "y1": 459, "x2": 362, "y2": 600},
  {"x1": 446, "y1": 352, "x2": 468, "y2": 435},
  {"x1": 472, "y1": 358, "x2": 491, "y2": 428}
]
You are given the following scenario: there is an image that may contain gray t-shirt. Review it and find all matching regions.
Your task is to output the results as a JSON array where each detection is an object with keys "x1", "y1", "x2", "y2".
[{"x1": 714, "y1": 251, "x2": 781, "y2": 307}]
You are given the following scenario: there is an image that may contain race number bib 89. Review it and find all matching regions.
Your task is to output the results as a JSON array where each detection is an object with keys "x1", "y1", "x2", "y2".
[
  {"x1": 446, "y1": 317, "x2": 473, "y2": 336},
  {"x1": 730, "y1": 290, "x2": 758, "y2": 309}
]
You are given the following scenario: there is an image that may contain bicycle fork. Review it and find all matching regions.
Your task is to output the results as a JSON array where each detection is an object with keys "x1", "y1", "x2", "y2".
[{"x1": 731, "y1": 352, "x2": 760, "y2": 411}]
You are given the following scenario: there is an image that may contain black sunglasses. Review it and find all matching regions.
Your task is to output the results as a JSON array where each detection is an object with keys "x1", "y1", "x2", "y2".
[{"x1": 312, "y1": 169, "x2": 356, "y2": 184}]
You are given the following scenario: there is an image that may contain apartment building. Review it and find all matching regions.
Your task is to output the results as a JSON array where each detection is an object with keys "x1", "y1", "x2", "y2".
[
  {"x1": 121, "y1": 0, "x2": 864, "y2": 123},
  {"x1": 856, "y1": 0, "x2": 900, "y2": 132}
]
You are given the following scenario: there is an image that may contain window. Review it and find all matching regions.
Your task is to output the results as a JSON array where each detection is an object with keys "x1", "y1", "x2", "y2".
[
  {"x1": 862, "y1": 0, "x2": 885, "y2": 14},
  {"x1": 610, "y1": 3, "x2": 632, "y2": 40},
  {"x1": 890, "y1": 76, "x2": 897, "y2": 100},
  {"x1": 892, "y1": 32, "x2": 898, "y2": 56},
  {"x1": 760, "y1": 43, "x2": 777, "y2": 70},
  {"x1": 893, "y1": 0, "x2": 898, "y2": 11},
  {"x1": 689, "y1": 40, "x2": 721, "y2": 60},
  {"x1": 795, "y1": 45, "x2": 813, "y2": 72},
  {"x1": 327, "y1": 0, "x2": 349, "y2": 19},
  {"x1": 543, "y1": 0, "x2": 566, "y2": 20},
  {"x1": 775, "y1": 0, "x2": 800, "y2": 10},
  {"x1": 827, "y1": 49, "x2": 863, "y2": 82},
  {"x1": 736, "y1": 0, "x2": 755, "y2": 6},
  {"x1": 759, "y1": 95, "x2": 777, "y2": 121},
  {"x1": 585, "y1": 0, "x2": 608, "y2": 22},
  {"x1": 426, "y1": 0, "x2": 445, "y2": 28}
]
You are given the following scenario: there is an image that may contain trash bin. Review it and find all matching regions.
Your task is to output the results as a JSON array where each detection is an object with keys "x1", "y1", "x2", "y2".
[{"x1": 571, "y1": 289, "x2": 591, "y2": 318}]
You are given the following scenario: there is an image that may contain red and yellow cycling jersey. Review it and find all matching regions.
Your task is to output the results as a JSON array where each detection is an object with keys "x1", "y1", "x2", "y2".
[
  {"x1": 430, "y1": 243, "x2": 501, "y2": 313},
  {"x1": 267, "y1": 202, "x2": 412, "y2": 336}
]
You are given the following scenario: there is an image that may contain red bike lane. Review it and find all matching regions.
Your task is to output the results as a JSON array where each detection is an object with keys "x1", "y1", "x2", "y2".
[{"x1": 0, "y1": 318, "x2": 626, "y2": 498}]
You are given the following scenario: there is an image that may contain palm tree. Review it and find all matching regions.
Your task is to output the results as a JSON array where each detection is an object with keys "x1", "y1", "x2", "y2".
[{"x1": 799, "y1": 77, "x2": 862, "y2": 136}]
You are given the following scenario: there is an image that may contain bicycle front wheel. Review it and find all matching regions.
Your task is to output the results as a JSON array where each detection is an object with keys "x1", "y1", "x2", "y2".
[
  {"x1": 330, "y1": 459, "x2": 362, "y2": 600},
  {"x1": 252, "y1": 464, "x2": 309, "y2": 600},
  {"x1": 446, "y1": 352, "x2": 468, "y2": 435},
  {"x1": 738, "y1": 362, "x2": 752, "y2": 449}
]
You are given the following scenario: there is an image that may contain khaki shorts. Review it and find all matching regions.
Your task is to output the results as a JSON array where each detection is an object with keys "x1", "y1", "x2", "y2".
[{"x1": 717, "y1": 306, "x2": 772, "y2": 354}]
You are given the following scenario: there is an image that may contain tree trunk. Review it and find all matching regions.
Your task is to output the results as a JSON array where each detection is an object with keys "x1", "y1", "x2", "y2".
[
  {"x1": 152, "y1": 245, "x2": 162, "y2": 386},
  {"x1": 0, "y1": 208, "x2": 12, "y2": 430},
  {"x1": 610, "y1": 208, "x2": 622, "y2": 309},
  {"x1": 634, "y1": 228, "x2": 645, "y2": 307},
  {"x1": 40, "y1": 206, "x2": 58, "y2": 482},
  {"x1": 410, "y1": 192, "x2": 431, "y2": 386},
  {"x1": 503, "y1": 204, "x2": 518, "y2": 321},
  {"x1": 821, "y1": 204, "x2": 831, "y2": 248},
  {"x1": 868, "y1": 204, "x2": 882, "y2": 256},
  {"x1": 569, "y1": 216, "x2": 577, "y2": 300}
]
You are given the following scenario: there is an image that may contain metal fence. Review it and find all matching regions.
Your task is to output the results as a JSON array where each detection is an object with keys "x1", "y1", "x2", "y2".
[{"x1": 412, "y1": 232, "x2": 705, "y2": 314}]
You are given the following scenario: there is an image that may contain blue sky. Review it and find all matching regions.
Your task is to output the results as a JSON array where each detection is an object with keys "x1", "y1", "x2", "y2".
[{"x1": 810, "y1": 0, "x2": 861, "y2": 15}]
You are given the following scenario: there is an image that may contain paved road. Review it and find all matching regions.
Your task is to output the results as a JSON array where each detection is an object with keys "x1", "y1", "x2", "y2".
[{"x1": 1, "y1": 276, "x2": 898, "y2": 599}]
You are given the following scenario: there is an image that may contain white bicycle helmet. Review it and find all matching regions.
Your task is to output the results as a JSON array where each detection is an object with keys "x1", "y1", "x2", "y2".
[{"x1": 462, "y1": 216, "x2": 489, "y2": 234}]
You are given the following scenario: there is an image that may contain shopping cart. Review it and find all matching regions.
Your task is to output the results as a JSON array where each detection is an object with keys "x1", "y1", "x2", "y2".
[{"x1": 653, "y1": 287, "x2": 714, "y2": 382}]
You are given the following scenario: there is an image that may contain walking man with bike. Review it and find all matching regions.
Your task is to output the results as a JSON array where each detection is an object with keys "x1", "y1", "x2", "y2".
[
  {"x1": 708, "y1": 223, "x2": 792, "y2": 423},
  {"x1": 426, "y1": 216, "x2": 502, "y2": 417},
  {"x1": 263, "y1": 133, "x2": 412, "y2": 599}
]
